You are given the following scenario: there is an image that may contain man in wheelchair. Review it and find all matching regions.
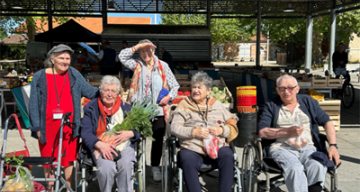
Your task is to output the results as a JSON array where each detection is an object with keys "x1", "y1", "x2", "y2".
[
  {"x1": 258, "y1": 74, "x2": 341, "y2": 192},
  {"x1": 170, "y1": 72, "x2": 239, "y2": 192},
  {"x1": 80, "y1": 75, "x2": 141, "y2": 192}
]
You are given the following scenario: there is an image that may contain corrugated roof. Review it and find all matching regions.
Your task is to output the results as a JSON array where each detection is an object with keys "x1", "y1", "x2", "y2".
[{"x1": 0, "y1": 34, "x2": 28, "y2": 45}]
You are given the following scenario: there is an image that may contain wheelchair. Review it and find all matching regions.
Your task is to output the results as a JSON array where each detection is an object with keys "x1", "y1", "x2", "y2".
[
  {"x1": 241, "y1": 135, "x2": 341, "y2": 192},
  {"x1": 76, "y1": 137, "x2": 147, "y2": 192},
  {"x1": 161, "y1": 135, "x2": 242, "y2": 192}
]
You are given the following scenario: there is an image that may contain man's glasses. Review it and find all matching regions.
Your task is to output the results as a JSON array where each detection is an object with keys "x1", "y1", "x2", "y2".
[{"x1": 277, "y1": 85, "x2": 298, "y2": 92}]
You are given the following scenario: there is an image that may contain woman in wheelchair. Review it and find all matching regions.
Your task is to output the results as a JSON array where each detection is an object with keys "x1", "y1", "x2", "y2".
[
  {"x1": 257, "y1": 74, "x2": 341, "y2": 192},
  {"x1": 80, "y1": 75, "x2": 140, "y2": 192},
  {"x1": 170, "y1": 72, "x2": 238, "y2": 192}
]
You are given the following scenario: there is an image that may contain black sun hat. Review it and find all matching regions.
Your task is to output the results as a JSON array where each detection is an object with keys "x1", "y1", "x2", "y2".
[{"x1": 47, "y1": 44, "x2": 74, "y2": 57}]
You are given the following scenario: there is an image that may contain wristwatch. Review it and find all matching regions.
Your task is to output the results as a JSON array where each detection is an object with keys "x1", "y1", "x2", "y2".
[{"x1": 329, "y1": 144, "x2": 338, "y2": 149}]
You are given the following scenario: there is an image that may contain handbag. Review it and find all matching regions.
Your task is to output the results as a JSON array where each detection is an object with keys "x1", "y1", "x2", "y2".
[
  {"x1": 157, "y1": 88, "x2": 169, "y2": 104},
  {"x1": 78, "y1": 144, "x2": 95, "y2": 167}
]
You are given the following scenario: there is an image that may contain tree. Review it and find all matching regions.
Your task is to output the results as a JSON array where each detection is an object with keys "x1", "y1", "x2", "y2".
[
  {"x1": 162, "y1": 10, "x2": 360, "y2": 64},
  {"x1": 0, "y1": 16, "x2": 70, "y2": 41},
  {"x1": 161, "y1": 14, "x2": 254, "y2": 44},
  {"x1": 0, "y1": 0, "x2": 94, "y2": 40}
]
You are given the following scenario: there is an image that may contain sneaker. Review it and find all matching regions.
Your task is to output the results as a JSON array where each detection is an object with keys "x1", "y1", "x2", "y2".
[{"x1": 152, "y1": 166, "x2": 162, "y2": 182}]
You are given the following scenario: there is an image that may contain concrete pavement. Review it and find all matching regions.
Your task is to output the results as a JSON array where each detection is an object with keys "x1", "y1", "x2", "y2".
[{"x1": 1, "y1": 126, "x2": 359, "y2": 191}]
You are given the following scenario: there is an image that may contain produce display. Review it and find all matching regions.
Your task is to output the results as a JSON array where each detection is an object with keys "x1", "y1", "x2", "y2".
[
  {"x1": 173, "y1": 72, "x2": 233, "y2": 109},
  {"x1": 308, "y1": 89, "x2": 325, "y2": 102},
  {"x1": 210, "y1": 86, "x2": 231, "y2": 104},
  {"x1": 172, "y1": 80, "x2": 233, "y2": 109}
]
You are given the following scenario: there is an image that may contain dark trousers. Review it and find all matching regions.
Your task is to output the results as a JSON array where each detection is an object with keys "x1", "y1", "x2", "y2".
[
  {"x1": 179, "y1": 147, "x2": 234, "y2": 192},
  {"x1": 151, "y1": 116, "x2": 166, "y2": 166}
]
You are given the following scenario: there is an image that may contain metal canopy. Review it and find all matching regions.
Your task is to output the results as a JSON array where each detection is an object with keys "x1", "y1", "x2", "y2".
[
  {"x1": 1, "y1": 0, "x2": 359, "y2": 70},
  {"x1": 0, "y1": 0, "x2": 359, "y2": 18}
]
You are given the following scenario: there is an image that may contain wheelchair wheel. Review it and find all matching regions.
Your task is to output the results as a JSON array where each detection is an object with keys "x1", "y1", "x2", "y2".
[
  {"x1": 341, "y1": 83, "x2": 355, "y2": 108},
  {"x1": 162, "y1": 136, "x2": 178, "y2": 192},
  {"x1": 135, "y1": 139, "x2": 146, "y2": 192},
  {"x1": 242, "y1": 143, "x2": 260, "y2": 192}
]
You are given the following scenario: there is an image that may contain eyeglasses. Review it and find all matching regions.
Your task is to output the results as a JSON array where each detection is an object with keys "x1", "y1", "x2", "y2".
[
  {"x1": 277, "y1": 85, "x2": 298, "y2": 92},
  {"x1": 101, "y1": 89, "x2": 119, "y2": 94}
]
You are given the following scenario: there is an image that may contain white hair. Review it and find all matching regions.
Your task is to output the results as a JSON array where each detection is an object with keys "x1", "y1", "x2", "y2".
[
  {"x1": 99, "y1": 75, "x2": 122, "y2": 93},
  {"x1": 276, "y1": 74, "x2": 298, "y2": 87},
  {"x1": 191, "y1": 71, "x2": 213, "y2": 89}
]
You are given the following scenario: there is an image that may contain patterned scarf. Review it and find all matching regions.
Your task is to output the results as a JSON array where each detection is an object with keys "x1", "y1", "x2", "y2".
[
  {"x1": 96, "y1": 96, "x2": 122, "y2": 137},
  {"x1": 128, "y1": 59, "x2": 170, "y2": 121}
]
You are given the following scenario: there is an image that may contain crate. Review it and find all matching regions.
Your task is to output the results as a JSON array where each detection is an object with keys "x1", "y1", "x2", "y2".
[
  {"x1": 175, "y1": 74, "x2": 189, "y2": 80},
  {"x1": 312, "y1": 77, "x2": 327, "y2": 88},
  {"x1": 298, "y1": 81, "x2": 312, "y2": 88},
  {"x1": 327, "y1": 78, "x2": 342, "y2": 88},
  {"x1": 318, "y1": 100, "x2": 341, "y2": 131},
  {"x1": 178, "y1": 80, "x2": 191, "y2": 87}
]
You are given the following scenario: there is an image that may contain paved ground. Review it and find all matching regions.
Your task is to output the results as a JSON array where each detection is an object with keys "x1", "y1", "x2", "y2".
[{"x1": 1, "y1": 127, "x2": 359, "y2": 191}]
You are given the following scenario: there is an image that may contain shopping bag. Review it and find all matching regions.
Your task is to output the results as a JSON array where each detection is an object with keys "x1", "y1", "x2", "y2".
[
  {"x1": 1, "y1": 166, "x2": 34, "y2": 192},
  {"x1": 203, "y1": 135, "x2": 220, "y2": 159},
  {"x1": 78, "y1": 145, "x2": 95, "y2": 167}
]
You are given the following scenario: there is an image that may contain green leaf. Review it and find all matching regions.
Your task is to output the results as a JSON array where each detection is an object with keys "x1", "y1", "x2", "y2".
[{"x1": 110, "y1": 99, "x2": 159, "y2": 138}]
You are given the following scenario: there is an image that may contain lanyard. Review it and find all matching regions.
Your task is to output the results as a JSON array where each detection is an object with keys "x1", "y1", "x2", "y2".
[
  {"x1": 195, "y1": 99, "x2": 209, "y2": 127},
  {"x1": 52, "y1": 67, "x2": 68, "y2": 108}
]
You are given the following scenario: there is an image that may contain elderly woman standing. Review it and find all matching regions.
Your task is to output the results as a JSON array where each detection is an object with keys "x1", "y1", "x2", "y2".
[
  {"x1": 80, "y1": 75, "x2": 140, "y2": 192},
  {"x1": 29, "y1": 44, "x2": 98, "y2": 190},
  {"x1": 119, "y1": 39, "x2": 179, "y2": 181},
  {"x1": 170, "y1": 72, "x2": 238, "y2": 192}
]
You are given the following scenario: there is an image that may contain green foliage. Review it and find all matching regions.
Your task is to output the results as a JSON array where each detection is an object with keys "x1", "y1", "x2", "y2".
[
  {"x1": 4, "y1": 156, "x2": 28, "y2": 178},
  {"x1": 211, "y1": 18, "x2": 253, "y2": 43},
  {"x1": 5, "y1": 155, "x2": 25, "y2": 166},
  {"x1": 161, "y1": 10, "x2": 360, "y2": 50},
  {"x1": 161, "y1": 14, "x2": 206, "y2": 25},
  {"x1": 0, "y1": 15, "x2": 79, "y2": 41},
  {"x1": 0, "y1": 16, "x2": 25, "y2": 35},
  {"x1": 161, "y1": 14, "x2": 253, "y2": 43},
  {"x1": 111, "y1": 99, "x2": 159, "y2": 137},
  {"x1": 0, "y1": 29, "x2": 6, "y2": 39}
]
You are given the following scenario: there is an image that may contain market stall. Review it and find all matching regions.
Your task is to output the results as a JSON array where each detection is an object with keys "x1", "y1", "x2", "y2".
[{"x1": 172, "y1": 71, "x2": 233, "y2": 110}]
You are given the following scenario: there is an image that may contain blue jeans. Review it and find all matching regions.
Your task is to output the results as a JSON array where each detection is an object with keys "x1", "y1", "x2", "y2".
[
  {"x1": 270, "y1": 145, "x2": 327, "y2": 192},
  {"x1": 334, "y1": 67, "x2": 350, "y2": 81},
  {"x1": 178, "y1": 147, "x2": 234, "y2": 192}
]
